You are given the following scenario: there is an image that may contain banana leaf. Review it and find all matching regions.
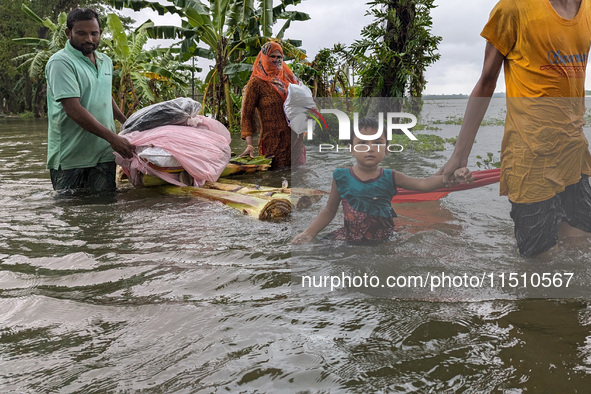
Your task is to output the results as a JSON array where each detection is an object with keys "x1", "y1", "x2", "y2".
[
  {"x1": 219, "y1": 163, "x2": 270, "y2": 177},
  {"x1": 220, "y1": 155, "x2": 272, "y2": 177}
]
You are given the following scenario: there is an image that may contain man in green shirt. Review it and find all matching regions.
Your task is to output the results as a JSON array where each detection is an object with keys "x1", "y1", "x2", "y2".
[{"x1": 46, "y1": 8, "x2": 134, "y2": 193}]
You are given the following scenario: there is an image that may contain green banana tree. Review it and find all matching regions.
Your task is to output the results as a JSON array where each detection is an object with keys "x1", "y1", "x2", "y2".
[
  {"x1": 103, "y1": 14, "x2": 193, "y2": 116},
  {"x1": 13, "y1": 4, "x2": 67, "y2": 80},
  {"x1": 12, "y1": 5, "x2": 68, "y2": 117},
  {"x1": 108, "y1": 0, "x2": 310, "y2": 129},
  {"x1": 14, "y1": 6, "x2": 193, "y2": 117}
]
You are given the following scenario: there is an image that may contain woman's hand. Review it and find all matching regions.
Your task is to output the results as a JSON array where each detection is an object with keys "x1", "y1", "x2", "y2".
[{"x1": 240, "y1": 144, "x2": 256, "y2": 158}]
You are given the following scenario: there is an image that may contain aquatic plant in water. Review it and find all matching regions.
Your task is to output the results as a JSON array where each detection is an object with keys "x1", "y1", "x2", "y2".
[
  {"x1": 476, "y1": 152, "x2": 501, "y2": 169},
  {"x1": 390, "y1": 134, "x2": 456, "y2": 152}
]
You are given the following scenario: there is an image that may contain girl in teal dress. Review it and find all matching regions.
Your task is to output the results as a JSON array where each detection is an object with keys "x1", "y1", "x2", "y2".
[{"x1": 292, "y1": 118, "x2": 474, "y2": 244}]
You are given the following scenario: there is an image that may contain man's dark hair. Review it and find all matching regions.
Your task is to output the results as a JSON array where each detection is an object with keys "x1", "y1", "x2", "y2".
[
  {"x1": 67, "y1": 8, "x2": 100, "y2": 30},
  {"x1": 357, "y1": 117, "x2": 379, "y2": 131}
]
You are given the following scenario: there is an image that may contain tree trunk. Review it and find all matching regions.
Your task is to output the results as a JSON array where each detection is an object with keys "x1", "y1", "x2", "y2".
[
  {"x1": 23, "y1": 73, "x2": 33, "y2": 112},
  {"x1": 215, "y1": 37, "x2": 229, "y2": 125},
  {"x1": 383, "y1": 0, "x2": 416, "y2": 98},
  {"x1": 33, "y1": 80, "x2": 46, "y2": 118}
]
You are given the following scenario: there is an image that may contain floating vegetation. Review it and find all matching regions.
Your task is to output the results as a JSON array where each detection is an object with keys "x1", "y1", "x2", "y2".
[
  {"x1": 480, "y1": 117, "x2": 505, "y2": 126},
  {"x1": 425, "y1": 125, "x2": 442, "y2": 131},
  {"x1": 476, "y1": 152, "x2": 501, "y2": 169},
  {"x1": 413, "y1": 124, "x2": 442, "y2": 131},
  {"x1": 430, "y1": 115, "x2": 505, "y2": 126},
  {"x1": 390, "y1": 134, "x2": 457, "y2": 152},
  {"x1": 432, "y1": 115, "x2": 463, "y2": 125},
  {"x1": 584, "y1": 109, "x2": 591, "y2": 125}
]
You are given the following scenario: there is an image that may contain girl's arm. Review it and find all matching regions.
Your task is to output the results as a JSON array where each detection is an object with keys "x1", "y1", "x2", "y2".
[
  {"x1": 395, "y1": 172, "x2": 445, "y2": 192},
  {"x1": 395, "y1": 168, "x2": 473, "y2": 192},
  {"x1": 291, "y1": 180, "x2": 341, "y2": 244}
]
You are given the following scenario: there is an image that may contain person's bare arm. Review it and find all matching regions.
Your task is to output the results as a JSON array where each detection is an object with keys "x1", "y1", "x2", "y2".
[
  {"x1": 112, "y1": 98, "x2": 127, "y2": 125},
  {"x1": 439, "y1": 42, "x2": 504, "y2": 184},
  {"x1": 240, "y1": 81, "x2": 257, "y2": 158},
  {"x1": 291, "y1": 180, "x2": 341, "y2": 244},
  {"x1": 396, "y1": 168, "x2": 474, "y2": 192},
  {"x1": 240, "y1": 135, "x2": 256, "y2": 158},
  {"x1": 60, "y1": 97, "x2": 134, "y2": 159},
  {"x1": 396, "y1": 172, "x2": 446, "y2": 192}
]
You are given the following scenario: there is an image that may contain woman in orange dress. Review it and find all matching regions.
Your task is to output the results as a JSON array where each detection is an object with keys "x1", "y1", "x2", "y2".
[{"x1": 240, "y1": 42, "x2": 305, "y2": 168}]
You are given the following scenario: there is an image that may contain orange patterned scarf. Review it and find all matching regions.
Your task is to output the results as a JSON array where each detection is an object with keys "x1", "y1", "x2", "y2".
[{"x1": 251, "y1": 42, "x2": 299, "y2": 101}]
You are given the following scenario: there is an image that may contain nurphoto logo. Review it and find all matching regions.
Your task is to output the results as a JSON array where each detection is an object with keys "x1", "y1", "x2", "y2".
[{"x1": 306, "y1": 108, "x2": 418, "y2": 153}]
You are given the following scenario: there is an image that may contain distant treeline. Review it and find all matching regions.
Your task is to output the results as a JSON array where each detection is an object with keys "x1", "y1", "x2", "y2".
[{"x1": 424, "y1": 93, "x2": 506, "y2": 100}]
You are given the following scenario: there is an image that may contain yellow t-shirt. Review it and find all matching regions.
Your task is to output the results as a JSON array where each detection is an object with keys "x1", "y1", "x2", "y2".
[{"x1": 481, "y1": 0, "x2": 591, "y2": 203}]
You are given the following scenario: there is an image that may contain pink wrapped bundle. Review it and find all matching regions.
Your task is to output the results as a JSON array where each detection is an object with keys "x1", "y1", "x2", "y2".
[{"x1": 115, "y1": 116, "x2": 231, "y2": 187}]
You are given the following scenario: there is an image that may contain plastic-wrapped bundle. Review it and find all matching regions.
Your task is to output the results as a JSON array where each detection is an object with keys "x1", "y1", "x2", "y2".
[
  {"x1": 283, "y1": 82, "x2": 316, "y2": 134},
  {"x1": 120, "y1": 97, "x2": 203, "y2": 135},
  {"x1": 115, "y1": 116, "x2": 231, "y2": 187}
]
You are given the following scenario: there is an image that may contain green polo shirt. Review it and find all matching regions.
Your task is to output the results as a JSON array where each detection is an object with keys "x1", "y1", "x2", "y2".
[{"x1": 46, "y1": 41, "x2": 116, "y2": 170}]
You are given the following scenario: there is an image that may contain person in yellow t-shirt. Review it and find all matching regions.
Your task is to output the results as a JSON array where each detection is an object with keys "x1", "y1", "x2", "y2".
[{"x1": 439, "y1": 0, "x2": 591, "y2": 257}]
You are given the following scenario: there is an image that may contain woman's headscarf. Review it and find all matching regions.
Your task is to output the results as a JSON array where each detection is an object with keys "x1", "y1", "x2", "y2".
[{"x1": 251, "y1": 42, "x2": 299, "y2": 101}]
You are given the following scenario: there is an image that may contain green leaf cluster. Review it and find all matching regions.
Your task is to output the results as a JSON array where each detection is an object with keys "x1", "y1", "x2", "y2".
[
  {"x1": 350, "y1": 0, "x2": 441, "y2": 108},
  {"x1": 390, "y1": 133, "x2": 454, "y2": 152},
  {"x1": 107, "y1": 0, "x2": 310, "y2": 128},
  {"x1": 103, "y1": 14, "x2": 194, "y2": 115},
  {"x1": 229, "y1": 155, "x2": 272, "y2": 165},
  {"x1": 0, "y1": 0, "x2": 47, "y2": 115},
  {"x1": 11, "y1": 4, "x2": 193, "y2": 117},
  {"x1": 476, "y1": 152, "x2": 501, "y2": 169}
]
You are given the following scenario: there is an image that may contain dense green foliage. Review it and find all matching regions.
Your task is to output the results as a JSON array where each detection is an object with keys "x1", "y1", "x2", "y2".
[
  {"x1": 351, "y1": 0, "x2": 441, "y2": 105},
  {"x1": 103, "y1": 14, "x2": 193, "y2": 116},
  {"x1": 7, "y1": 1, "x2": 191, "y2": 117},
  {"x1": 2, "y1": 0, "x2": 442, "y2": 131},
  {"x1": 1, "y1": 0, "x2": 134, "y2": 116},
  {"x1": 107, "y1": 0, "x2": 309, "y2": 129},
  {"x1": 0, "y1": 0, "x2": 50, "y2": 115},
  {"x1": 291, "y1": 44, "x2": 354, "y2": 98}
]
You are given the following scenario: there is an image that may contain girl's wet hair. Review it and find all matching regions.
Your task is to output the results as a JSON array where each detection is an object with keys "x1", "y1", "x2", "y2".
[
  {"x1": 352, "y1": 117, "x2": 384, "y2": 145},
  {"x1": 358, "y1": 117, "x2": 379, "y2": 131}
]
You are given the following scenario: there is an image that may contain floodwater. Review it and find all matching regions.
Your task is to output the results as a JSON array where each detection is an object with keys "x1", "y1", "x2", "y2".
[{"x1": 1, "y1": 99, "x2": 591, "y2": 392}]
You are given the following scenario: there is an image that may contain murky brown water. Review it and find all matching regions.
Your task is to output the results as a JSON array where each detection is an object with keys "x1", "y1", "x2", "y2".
[{"x1": 1, "y1": 100, "x2": 590, "y2": 391}]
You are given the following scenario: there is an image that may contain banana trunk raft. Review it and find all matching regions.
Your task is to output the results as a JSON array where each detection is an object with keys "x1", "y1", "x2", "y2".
[
  {"x1": 159, "y1": 180, "x2": 327, "y2": 221},
  {"x1": 117, "y1": 155, "x2": 326, "y2": 221}
]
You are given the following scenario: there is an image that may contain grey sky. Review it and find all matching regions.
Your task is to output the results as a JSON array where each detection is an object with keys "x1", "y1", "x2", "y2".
[
  {"x1": 122, "y1": 0, "x2": 589, "y2": 95},
  {"x1": 281, "y1": 0, "x2": 500, "y2": 95}
]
